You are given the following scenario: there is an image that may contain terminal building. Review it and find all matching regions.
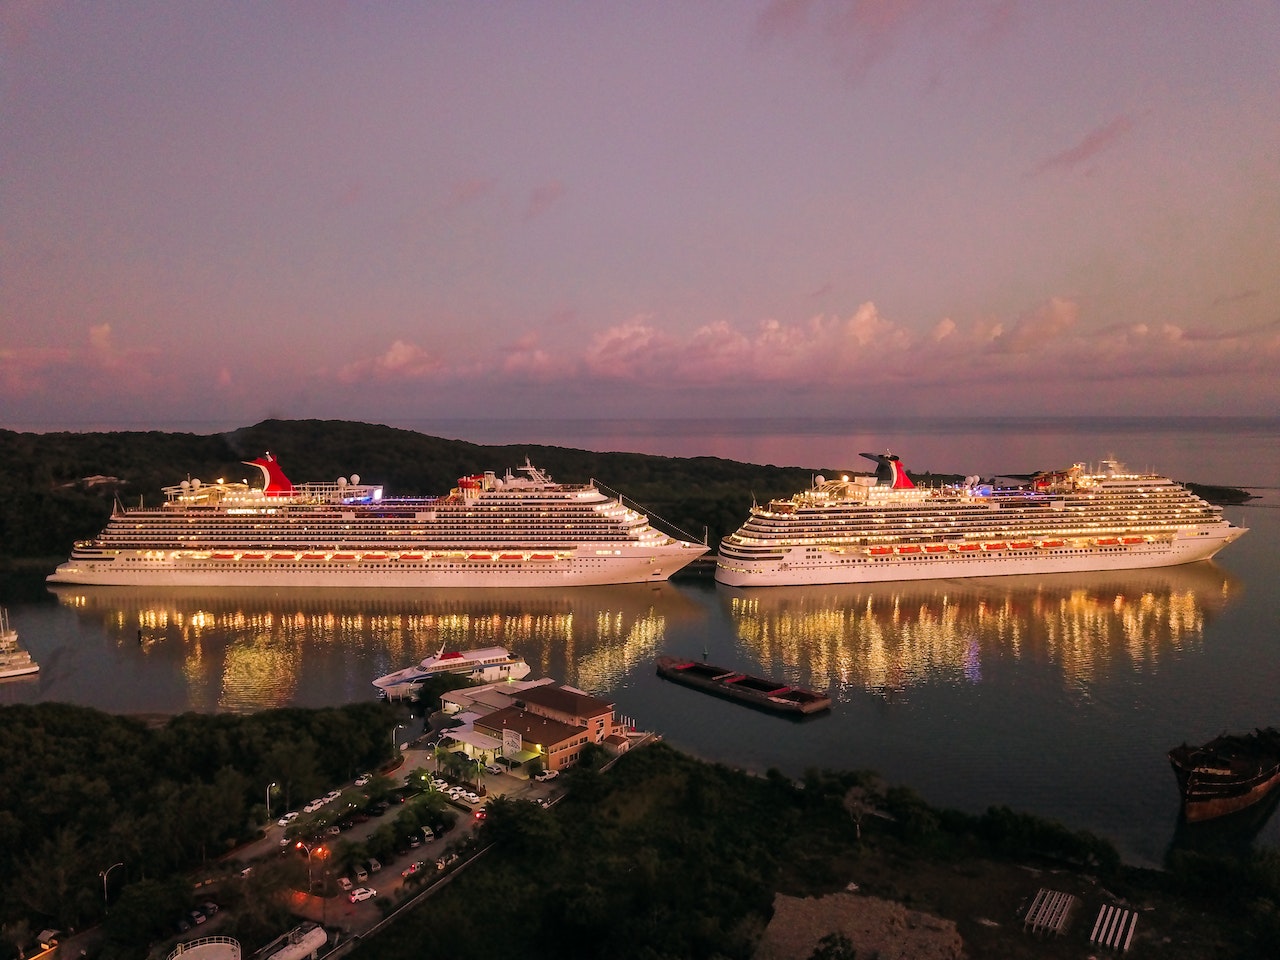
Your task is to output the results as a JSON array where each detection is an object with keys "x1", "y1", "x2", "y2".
[{"x1": 435, "y1": 678, "x2": 639, "y2": 772}]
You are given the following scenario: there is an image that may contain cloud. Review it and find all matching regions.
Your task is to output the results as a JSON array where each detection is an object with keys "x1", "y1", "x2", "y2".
[
  {"x1": 525, "y1": 180, "x2": 566, "y2": 221},
  {"x1": 1033, "y1": 114, "x2": 1136, "y2": 176},
  {"x1": 987, "y1": 297, "x2": 1078, "y2": 353},
  {"x1": 336, "y1": 339, "x2": 441, "y2": 384}
]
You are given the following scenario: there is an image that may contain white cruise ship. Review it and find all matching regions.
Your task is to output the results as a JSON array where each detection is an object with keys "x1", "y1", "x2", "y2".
[
  {"x1": 373, "y1": 646, "x2": 531, "y2": 699},
  {"x1": 715, "y1": 452, "x2": 1247, "y2": 587},
  {"x1": 47, "y1": 454, "x2": 707, "y2": 588}
]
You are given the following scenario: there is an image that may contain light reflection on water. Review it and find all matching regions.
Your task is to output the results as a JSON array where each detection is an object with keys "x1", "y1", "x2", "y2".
[{"x1": 720, "y1": 563, "x2": 1234, "y2": 701}]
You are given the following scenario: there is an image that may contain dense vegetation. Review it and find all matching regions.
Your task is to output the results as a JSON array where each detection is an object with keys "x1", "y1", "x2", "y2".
[
  {"x1": 357, "y1": 743, "x2": 1280, "y2": 960},
  {"x1": 0, "y1": 701, "x2": 402, "y2": 957}
]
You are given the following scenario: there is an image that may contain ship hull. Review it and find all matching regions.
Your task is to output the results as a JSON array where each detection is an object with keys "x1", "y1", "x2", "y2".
[
  {"x1": 47, "y1": 548, "x2": 704, "y2": 589},
  {"x1": 1169, "y1": 729, "x2": 1280, "y2": 823},
  {"x1": 715, "y1": 528, "x2": 1241, "y2": 587}
]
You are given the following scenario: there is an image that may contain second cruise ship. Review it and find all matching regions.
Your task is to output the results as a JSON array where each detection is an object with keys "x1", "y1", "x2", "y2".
[
  {"x1": 715, "y1": 452, "x2": 1246, "y2": 587},
  {"x1": 48, "y1": 454, "x2": 707, "y2": 588}
]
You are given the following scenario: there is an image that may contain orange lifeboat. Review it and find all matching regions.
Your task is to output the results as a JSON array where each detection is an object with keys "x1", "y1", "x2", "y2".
[
  {"x1": 398, "y1": 553, "x2": 423, "y2": 561},
  {"x1": 499, "y1": 554, "x2": 523, "y2": 561},
  {"x1": 212, "y1": 551, "x2": 236, "y2": 560},
  {"x1": 896, "y1": 545, "x2": 923, "y2": 555},
  {"x1": 331, "y1": 553, "x2": 355, "y2": 561},
  {"x1": 1122, "y1": 537, "x2": 1145, "y2": 545},
  {"x1": 468, "y1": 553, "x2": 492, "y2": 561},
  {"x1": 924, "y1": 545, "x2": 949, "y2": 553},
  {"x1": 955, "y1": 543, "x2": 980, "y2": 552},
  {"x1": 362, "y1": 553, "x2": 388, "y2": 561},
  {"x1": 530, "y1": 553, "x2": 556, "y2": 561},
  {"x1": 868, "y1": 546, "x2": 892, "y2": 556},
  {"x1": 1039, "y1": 539, "x2": 1064, "y2": 549},
  {"x1": 1009, "y1": 541, "x2": 1033, "y2": 550},
  {"x1": 982, "y1": 543, "x2": 1006, "y2": 551},
  {"x1": 1096, "y1": 538, "x2": 1119, "y2": 547},
  {"x1": 241, "y1": 552, "x2": 266, "y2": 561}
]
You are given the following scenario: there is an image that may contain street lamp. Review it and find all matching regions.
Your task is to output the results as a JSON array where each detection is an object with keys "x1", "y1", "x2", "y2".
[
  {"x1": 295, "y1": 840, "x2": 316, "y2": 893},
  {"x1": 392, "y1": 723, "x2": 406, "y2": 755},
  {"x1": 99, "y1": 861, "x2": 123, "y2": 913},
  {"x1": 266, "y1": 781, "x2": 277, "y2": 822}
]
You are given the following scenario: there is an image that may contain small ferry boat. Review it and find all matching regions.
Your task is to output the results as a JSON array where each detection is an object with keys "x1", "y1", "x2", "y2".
[
  {"x1": 0, "y1": 608, "x2": 39, "y2": 680},
  {"x1": 655, "y1": 655, "x2": 831, "y2": 716},
  {"x1": 1168, "y1": 728, "x2": 1280, "y2": 822},
  {"x1": 373, "y1": 645, "x2": 531, "y2": 699}
]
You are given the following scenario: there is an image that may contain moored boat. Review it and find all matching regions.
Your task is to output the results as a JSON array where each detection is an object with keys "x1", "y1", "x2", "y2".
[
  {"x1": 655, "y1": 655, "x2": 831, "y2": 716},
  {"x1": 716, "y1": 452, "x2": 1247, "y2": 587},
  {"x1": 48, "y1": 453, "x2": 707, "y2": 588},
  {"x1": 373, "y1": 645, "x2": 531, "y2": 699},
  {"x1": 0, "y1": 608, "x2": 39, "y2": 680},
  {"x1": 1168, "y1": 728, "x2": 1280, "y2": 822}
]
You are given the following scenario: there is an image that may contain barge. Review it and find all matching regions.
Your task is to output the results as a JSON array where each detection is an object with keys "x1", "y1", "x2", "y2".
[
  {"x1": 656, "y1": 655, "x2": 831, "y2": 716},
  {"x1": 1168, "y1": 727, "x2": 1280, "y2": 822}
]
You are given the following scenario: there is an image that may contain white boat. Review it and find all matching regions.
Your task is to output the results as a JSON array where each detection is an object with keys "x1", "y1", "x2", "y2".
[
  {"x1": 715, "y1": 453, "x2": 1247, "y2": 587},
  {"x1": 47, "y1": 453, "x2": 707, "y2": 588},
  {"x1": 373, "y1": 645, "x2": 531, "y2": 699},
  {"x1": 0, "y1": 608, "x2": 39, "y2": 680}
]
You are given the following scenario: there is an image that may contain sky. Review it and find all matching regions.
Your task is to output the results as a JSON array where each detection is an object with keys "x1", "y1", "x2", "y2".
[{"x1": 3, "y1": 1, "x2": 1279, "y2": 430}]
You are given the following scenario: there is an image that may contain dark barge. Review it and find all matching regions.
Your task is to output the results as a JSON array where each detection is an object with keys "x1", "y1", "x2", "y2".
[
  {"x1": 1168, "y1": 727, "x2": 1280, "y2": 822},
  {"x1": 656, "y1": 656, "x2": 831, "y2": 716}
]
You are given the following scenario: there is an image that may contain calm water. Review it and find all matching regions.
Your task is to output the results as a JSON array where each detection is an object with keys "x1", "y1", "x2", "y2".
[{"x1": 2, "y1": 417, "x2": 1278, "y2": 868}]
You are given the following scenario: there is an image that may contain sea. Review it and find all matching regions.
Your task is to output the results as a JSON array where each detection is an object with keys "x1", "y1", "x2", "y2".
[{"x1": 2, "y1": 415, "x2": 1278, "y2": 869}]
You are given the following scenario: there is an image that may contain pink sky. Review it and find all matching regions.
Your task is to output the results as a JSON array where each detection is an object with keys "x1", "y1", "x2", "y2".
[{"x1": 3, "y1": 1, "x2": 1278, "y2": 428}]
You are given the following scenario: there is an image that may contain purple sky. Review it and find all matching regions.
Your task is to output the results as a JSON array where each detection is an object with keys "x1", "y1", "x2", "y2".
[{"x1": 3, "y1": 1, "x2": 1279, "y2": 428}]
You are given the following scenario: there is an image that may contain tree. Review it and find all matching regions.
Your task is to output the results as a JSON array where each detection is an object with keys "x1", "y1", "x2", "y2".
[{"x1": 809, "y1": 931, "x2": 858, "y2": 960}]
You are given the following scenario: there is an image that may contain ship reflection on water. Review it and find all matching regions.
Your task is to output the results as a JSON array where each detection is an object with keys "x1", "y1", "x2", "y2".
[
  {"x1": 720, "y1": 563, "x2": 1239, "y2": 700},
  {"x1": 47, "y1": 584, "x2": 700, "y2": 713}
]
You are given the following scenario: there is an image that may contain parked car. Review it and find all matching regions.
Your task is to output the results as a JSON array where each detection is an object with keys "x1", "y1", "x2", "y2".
[
  {"x1": 277, "y1": 811, "x2": 299, "y2": 827},
  {"x1": 325, "y1": 825, "x2": 341, "y2": 837},
  {"x1": 187, "y1": 908, "x2": 207, "y2": 926},
  {"x1": 304, "y1": 798, "x2": 325, "y2": 813},
  {"x1": 407, "y1": 835, "x2": 421, "y2": 848},
  {"x1": 484, "y1": 763, "x2": 504, "y2": 775},
  {"x1": 324, "y1": 789, "x2": 341, "y2": 803},
  {"x1": 348, "y1": 887, "x2": 376, "y2": 903},
  {"x1": 198, "y1": 901, "x2": 219, "y2": 916},
  {"x1": 355, "y1": 772, "x2": 372, "y2": 786},
  {"x1": 473, "y1": 808, "x2": 487, "y2": 821},
  {"x1": 534, "y1": 769, "x2": 559, "y2": 782},
  {"x1": 354, "y1": 865, "x2": 369, "y2": 882},
  {"x1": 402, "y1": 860, "x2": 426, "y2": 878},
  {"x1": 367, "y1": 857, "x2": 382, "y2": 873},
  {"x1": 337, "y1": 877, "x2": 353, "y2": 891}
]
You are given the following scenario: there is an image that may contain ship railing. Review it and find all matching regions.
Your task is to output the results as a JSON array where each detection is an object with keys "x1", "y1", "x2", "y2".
[{"x1": 592, "y1": 480, "x2": 707, "y2": 546}]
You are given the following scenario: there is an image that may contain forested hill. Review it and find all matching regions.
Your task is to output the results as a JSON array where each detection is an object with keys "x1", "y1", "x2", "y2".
[{"x1": 0, "y1": 419, "x2": 851, "y2": 564}]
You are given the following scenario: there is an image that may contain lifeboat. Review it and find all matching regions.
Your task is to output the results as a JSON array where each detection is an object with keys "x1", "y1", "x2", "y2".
[
  {"x1": 397, "y1": 553, "x2": 424, "y2": 561},
  {"x1": 1096, "y1": 538, "x2": 1119, "y2": 547},
  {"x1": 241, "y1": 552, "x2": 266, "y2": 560},
  {"x1": 895, "y1": 545, "x2": 922, "y2": 555},
  {"x1": 331, "y1": 553, "x2": 356, "y2": 561},
  {"x1": 1009, "y1": 541, "x2": 1033, "y2": 550},
  {"x1": 499, "y1": 554, "x2": 523, "y2": 561},
  {"x1": 1122, "y1": 537, "x2": 1145, "y2": 545},
  {"x1": 924, "y1": 545, "x2": 949, "y2": 553},
  {"x1": 271, "y1": 552, "x2": 297, "y2": 560},
  {"x1": 468, "y1": 553, "x2": 492, "y2": 561},
  {"x1": 868, "y1": 546, "x2": 892, "y2": 556},
  {"x1": 1038, "y1": 539, "x2": 1064, "y2": 549},
  {"x1": 302, "y1": 552, "x2": 327, "y2": 560},
  {"x1": 362, "y1": 553, "x2": 388, "y2": 561},
  {"x1": 982, "y1": 543, "x2": 1006, "y2": 551},
  {"x1": 530, "y1": 553, "x2": 556, "y2": 561},
  {"x1": 212, "y1": 552, "x2": 236, "y2": 560},
  {"x1": 954, "y1": 543, "x2": 980, "y2": 552}
]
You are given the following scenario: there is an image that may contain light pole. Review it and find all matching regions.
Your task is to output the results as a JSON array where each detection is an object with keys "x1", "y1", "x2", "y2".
[
  {"x1": 99, "y1": 861, "x2": 123, "y2": 913},
  {"x1": 266, "y1": 781, "x2": 277, "y2": 822},
  {"x1": 392, "y1": 723, "x2": 406, "y2": 756},
  {"x1": 295, "y1": 841, "x2": 315, "y2": 893}
]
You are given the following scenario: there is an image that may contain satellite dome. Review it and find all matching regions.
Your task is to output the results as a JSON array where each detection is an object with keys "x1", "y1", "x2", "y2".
[
  {"x1": 337, "y1": 476, "x2": 346, "y2": 486},
  {"x1": 815, "y1": 475, "x2": 825, "y2": 486},
  {"x1": 350, "y1": 474, "x2": 360, "y2": 485}
]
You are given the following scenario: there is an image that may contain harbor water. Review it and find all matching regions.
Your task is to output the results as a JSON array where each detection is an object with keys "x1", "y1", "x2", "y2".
[{"x1": 2, "y1": 416, "x2": 1278, "y2": 868}]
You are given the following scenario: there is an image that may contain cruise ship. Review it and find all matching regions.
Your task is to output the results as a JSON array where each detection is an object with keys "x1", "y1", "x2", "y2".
[
  {"x1": 715, "y1": 452, "x2": 1247, "y2": 587},
  {"x1": 47, "y1": 454, "x2": 708, "y2": 588},
  {"x1": 374, "y1": 646, "x2": 531, "y2": 699}
]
